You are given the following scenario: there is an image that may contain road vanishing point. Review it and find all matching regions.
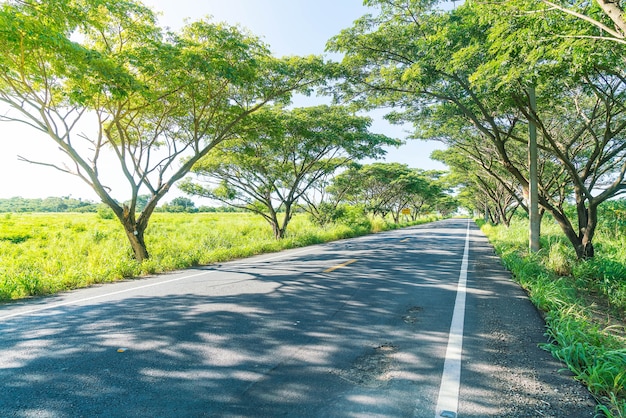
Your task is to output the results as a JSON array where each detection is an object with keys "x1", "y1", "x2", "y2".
[{"x1": 0, "y1": 219, "x2": 597, "y2": 417}]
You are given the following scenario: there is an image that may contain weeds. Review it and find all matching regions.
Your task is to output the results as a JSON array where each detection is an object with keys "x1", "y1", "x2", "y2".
[
  {"x1": 0, "y1": 212, "x2": 433, "y2": 302},
  {"x1": 482, "y1": 217, "x2": 626, "y2": 417}
]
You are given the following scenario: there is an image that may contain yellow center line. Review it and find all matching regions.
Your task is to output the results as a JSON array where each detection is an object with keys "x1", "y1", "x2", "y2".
[
  {"x1": 400, "y1": 238, "x2": 410, "y2": 243},
  {"x1": 323, "y1": 259, "x2": 357, "y2": 273}
]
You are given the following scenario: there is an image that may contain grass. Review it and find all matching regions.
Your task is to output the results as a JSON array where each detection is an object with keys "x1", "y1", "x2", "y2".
[
  {"x1": 0, "y1": 211, "x2": 437, "y2": 302},
  {"x1": 480, "y1": 217, "x2": 626, "y2": 417}
]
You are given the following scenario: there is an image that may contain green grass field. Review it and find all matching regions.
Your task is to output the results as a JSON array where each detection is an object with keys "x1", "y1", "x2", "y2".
[
  {"x1": 0, "y1": 211, "x2": 432, "y2": 302},
  {"x1": 480, "y1": 217, "x2": 626, "y2": 417}
]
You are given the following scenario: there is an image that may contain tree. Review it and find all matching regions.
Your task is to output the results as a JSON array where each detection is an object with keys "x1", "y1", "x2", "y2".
[
  {"x1": 532, "y1": 0, "x2": 626, "y2": 44},
  {"x1": 162, "y1": 197, "x2": 196, "y2": 213},
  {"x1": 328, "y1": 0, "x2": 626, "y2": 258},
  {"x1": 331, "y1": 163, "x2": 411, "y2": 219},
  {"x1": 405, "y1": 170, "x2": 447, "y2": 221},
  {"x1": 181, "y1": 105, "x2": 399, "y2": 238},
  {"x1": 387, "y1": 169, "x2": 439, "y2": 223},
  {"x1": 475, "y1": 0, "x2": 626, "y2": 257},
  {"x1": 328, "y1": 163, "x2": 444, "y2": 222},
  {"x1": 0, "y1": 0, "x2": 326, "y2": 261},
  {"x1": 0, "y1": 196, "x2": 97, "y2": 213},
  {"x1": 433, "y1": 148, "x2": 523, "y2": 226}
]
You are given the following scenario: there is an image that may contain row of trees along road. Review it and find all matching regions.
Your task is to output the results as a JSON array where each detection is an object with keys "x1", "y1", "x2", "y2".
[
  {"x1": 325, "y1": 163, "x2": 456, "y2": 224},
  {"x1": 5, "y1": 0, "x2": 625, "y2": 261},
  {"x1": 0, "y1": 0, "x2": 347, "y2": 262},
  {"x1": 179, "y1": 105, "x2": 400, "y2": 239},
  {"x1": 328, "y1": 0, "x2": 626, "y2": 259}
]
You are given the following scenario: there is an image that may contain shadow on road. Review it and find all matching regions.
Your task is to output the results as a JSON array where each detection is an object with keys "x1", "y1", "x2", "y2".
[{"x1": 0, "y1": 219, "x2": 596, "y2": 417}]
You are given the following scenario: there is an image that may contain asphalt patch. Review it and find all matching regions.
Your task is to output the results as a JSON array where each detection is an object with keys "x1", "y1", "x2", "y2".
[{"x1": 333, "y1": 343, "x2": 398, "y2": 388}]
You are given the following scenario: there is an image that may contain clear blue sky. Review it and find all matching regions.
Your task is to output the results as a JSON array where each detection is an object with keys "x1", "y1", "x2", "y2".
[{"x1": 0, "y1": 0, "x2": 445, "y2": 201}]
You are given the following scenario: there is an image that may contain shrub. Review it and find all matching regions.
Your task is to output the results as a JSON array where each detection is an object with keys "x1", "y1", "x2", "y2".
[
  {"x1": 310, "y1": 202, "x2": 346, "y2": 226},
  {"x1": 97, "y1": 206, "x2": 115, "y2": 220},
  {"x1": 338, "y1": 205, "x2": 372, "y2": 231},
  {"x1": 546, "y1": 241, "x2": 574, "y2": 276},
  {"x1": 0, "y1": 233, "x2": 31, "y2": 244}
]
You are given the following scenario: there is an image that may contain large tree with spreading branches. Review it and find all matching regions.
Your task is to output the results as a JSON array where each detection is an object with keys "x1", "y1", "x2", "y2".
[
  {"x1": 181, "y1": 105, "x2": 399, "y2": 238},
  {"x1": 328, "y1": 0, "x2": 626, "y2": 258},
  {"x1": 0, "y1": 0, "x2": 326, "y2": 261}
]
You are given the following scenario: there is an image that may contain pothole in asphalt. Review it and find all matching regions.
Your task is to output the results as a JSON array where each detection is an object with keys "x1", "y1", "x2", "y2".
[
  {"x1": 403, "y1": 306, "x2": 423, "y2": 324},
  {"x1": 333, "y1": 343, "x2": 398, "y2": 388}
]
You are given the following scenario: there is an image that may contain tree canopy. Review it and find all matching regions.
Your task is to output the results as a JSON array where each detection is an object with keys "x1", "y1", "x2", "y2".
[
  {"x1": 328, "y1": 0, "x2": 626, "y2": 258},
  {"x1": 328, "y1": 162, "x2": 446, "y2": 222},
  {"x1": 0, "y1": 0, "x2": 327, "y2": 261},
  {"x1": 181, "y1": 105, "x2": 400, "y2": 238}
]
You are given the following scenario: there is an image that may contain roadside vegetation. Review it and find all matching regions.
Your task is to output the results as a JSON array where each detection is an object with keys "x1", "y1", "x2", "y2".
[
  {"x1": 1, "y1": 0, "x2": 624, "y2": 413},
  {"x1": 479, "y1": 203, "x2": 626, "y2": 417},
  {"x1": 0, "y1": 211, "x2": 437, "y2": 303}
]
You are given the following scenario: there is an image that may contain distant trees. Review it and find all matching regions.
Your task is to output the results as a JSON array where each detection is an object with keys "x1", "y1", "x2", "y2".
[
  {"x1": 161, "y1": 197, "x2": 197, "y2": 213},
  {"x1": 327, "y1": 163, "x2": 448, "y2": 223},
  {"x1": 0, "y1": 197, "x2": 98, "y2": 213},
  {"x1": 431, "y1": 148, "x2": 526, "y2": 227},
  {"x1": 0, "y1": 195, "x2": 221, "y2": 214}
]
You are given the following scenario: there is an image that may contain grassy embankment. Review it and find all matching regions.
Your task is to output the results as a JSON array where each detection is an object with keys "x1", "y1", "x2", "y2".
[
  {"x1": 480, "y1": 216, "x2": 626, "y2": 417},
  {"x1": 0, "y1": 211, "x2": 435, "y2": 302}
]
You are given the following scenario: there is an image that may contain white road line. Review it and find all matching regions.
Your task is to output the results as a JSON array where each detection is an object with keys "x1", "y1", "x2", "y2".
[
  {"x1": 0, "y1": 247, "x2": 313, "y2": 322},
  {"x1": 0, "y1": 270, "x2": 217, "y2": 321},
  {"x1": 433, "y1": 219, "x2": 471, "y2": 418}
]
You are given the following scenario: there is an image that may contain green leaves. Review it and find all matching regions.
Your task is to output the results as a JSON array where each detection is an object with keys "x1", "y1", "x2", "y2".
[
  {"x1": 329, "y1": 0, "x2": 626, "y2": 259},
  {"x1": 329, "y1": 162, "x2": 445, "y2": 222},
  {"x1": 0, "y1": 0, "x2": 336, "y2": 257},
  {"x1": 185, "y1": 105, "x2": 397, "y2": 237}
]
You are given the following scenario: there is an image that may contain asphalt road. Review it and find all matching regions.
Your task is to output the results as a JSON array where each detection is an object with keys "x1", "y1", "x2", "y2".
[{"x1": 0, "y1": 219, "x2": 597, "y2": 417}]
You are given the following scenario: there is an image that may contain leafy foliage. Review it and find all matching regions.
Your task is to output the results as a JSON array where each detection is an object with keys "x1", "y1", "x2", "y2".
[
  {"x1": 0, "y1": 0, "x2": 329, "y2": 261},
  {"x1": 328, "y1": 0, "x2": 626, "y2": 259},
  {"x1": 182, "y1": 105, "x2": 399, "y2": 238},
  {"x1": 0, "y1": 197, "x2": 99, "y2": 213},
  {"x1": 328, "y1": 162, "x2": 449, "y2": 221},
  {"x1": 161, "y1": 197, "x2": 197, "y2": 213}
]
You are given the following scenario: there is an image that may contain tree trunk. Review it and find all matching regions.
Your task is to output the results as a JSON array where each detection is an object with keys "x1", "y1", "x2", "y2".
[
  {"x1": 576, "y1": 200, "x2": 598, "y2": 260},
  {"x1": 271, "y1": 222, "x2": 283, "y2": 239},
  {"x1": 268, "y1": 209, "x2": 287, "y2": 240},
  {"x1": 575, "y1": 241, "x2": 595, "y2": 259},
  {"x1": 547, "y1": 203, "x2": 596, "y2": 260},
  {"x1": 557, "y1": 218, "x2": 583, "y2": 258},
  {"x1": 277, "y1": 205, "x2": 294, "y2": 240},
  {"x1": 596, "y1": 0, "x2": 626, "y2": 37},
  {"x1": 122, "y1": 224, "x2": 149, "y2": 262},
  {"x1": 115, "y1": 205, "x2": 150, "y2": 262}
]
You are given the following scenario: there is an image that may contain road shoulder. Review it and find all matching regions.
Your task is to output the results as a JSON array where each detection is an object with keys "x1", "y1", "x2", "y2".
[{"x1": 460, "y1": 223, "x2": 597, "y2": 417}]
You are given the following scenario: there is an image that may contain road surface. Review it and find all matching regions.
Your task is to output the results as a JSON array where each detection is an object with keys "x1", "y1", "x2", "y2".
[{"x1": 0, "y1": 219, "x2": 596, "y2": 417}]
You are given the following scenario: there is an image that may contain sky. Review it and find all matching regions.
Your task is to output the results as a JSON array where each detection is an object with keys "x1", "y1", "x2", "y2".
[{"x1": 0, "y1": 0, "x2": 445, "y2": 202}]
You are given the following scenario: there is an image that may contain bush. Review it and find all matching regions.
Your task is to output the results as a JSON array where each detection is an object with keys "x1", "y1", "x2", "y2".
[
  {"x1": 310, "y1": 202, "x2": 346, "y2": 226},
  {"x1": 97, "y1": 206, "x2": 115, "y2": 220},
  {"x1": 338, "y1": 205, "x2": 372, "y2": 231},
  {"x1": 546, "y1": 241, "x2": 574, "y2": 277}
]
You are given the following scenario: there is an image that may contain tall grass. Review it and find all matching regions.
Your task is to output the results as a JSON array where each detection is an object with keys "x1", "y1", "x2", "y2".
[
  {"x1": 0, "y1": 212, "x2": 436, "y2": 302},
  {"x1": 480, "y1": 217, "x2": 626, "y2": 417}
]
